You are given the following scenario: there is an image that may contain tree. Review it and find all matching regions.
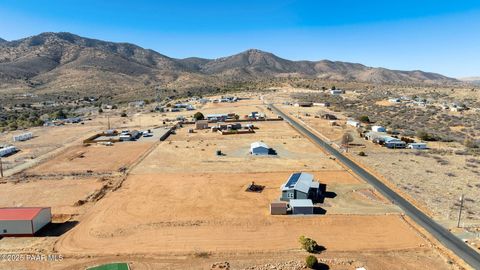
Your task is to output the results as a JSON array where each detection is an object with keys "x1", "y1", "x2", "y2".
[
  {"x1": 358, "y1": 115, "x2": 370, "y2": 123},
  {"x1": 98, "y1": 108, "x2": 103, "y2": 114},
  {"x1": 341, "y1": 132, "x2": 354, "y2": 146},
  {"x1": 193, "y1": 112, "x2": 205, "y2": 120},
  {"x1": 305, "y1": 255, "x2": 318, "y2": 269},
  {"x1": 331, "y1": 85, "x2": 336, "y2": 90},
  {"x1": 299, "y1": 235, "x2": 319, "y2": 253}
]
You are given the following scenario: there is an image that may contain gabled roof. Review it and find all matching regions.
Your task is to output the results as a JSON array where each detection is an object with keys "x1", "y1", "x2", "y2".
[
  {"x1": 282, "y1": 172, "x2": 315, "y2": 194},
  {"x1": 251, "y1": 141, "x2": 269, "y2": 149},
  {"x1": 0, "y1": 207, "x2": 49, "y2": 221}
]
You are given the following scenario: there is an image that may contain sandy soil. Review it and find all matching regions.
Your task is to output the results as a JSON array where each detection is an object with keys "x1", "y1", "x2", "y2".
[
  {"x1": 0, "y1": 178, "x2": 102, "y2": 214},
  {"x1": 135, "y1": 121, "x2": 342, "y2": 174},
  {"x1": 28, "y1": 142, "x2": 154, "y2": 174},
  {"x1": 55, "y1": 173, "x2": 423, "y2": 256}
]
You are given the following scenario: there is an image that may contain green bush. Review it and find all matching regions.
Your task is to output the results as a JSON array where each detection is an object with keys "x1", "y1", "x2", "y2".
[
  {"x1": 193, "y1": 112, "x2": 205, "y2": 120},
  {"x1": 305, "y1": 255, "x2": 318, "y2": 269},
  {"x1": 358, "y1": 115, "x2": 370, "y2": 123},
  {"x1": 299, "y1": 235, "x2": 319, "y2": 253}
]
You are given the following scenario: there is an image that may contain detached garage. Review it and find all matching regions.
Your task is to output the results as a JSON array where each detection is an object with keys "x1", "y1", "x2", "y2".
[
  {"x1": 0, "y1": 207, "x2": 51, "y2": 236},
  {"x1": 250, "y1": 142, "x2": 270, "y2": 156},
  {"x1": 289, "y1": 199, "x2": 314, "y2": 215}
]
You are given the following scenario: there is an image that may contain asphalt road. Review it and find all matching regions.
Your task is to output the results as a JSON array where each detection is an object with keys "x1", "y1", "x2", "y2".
[{"x1": 270, "y1": 103, "x2": 480, "y2": 269}]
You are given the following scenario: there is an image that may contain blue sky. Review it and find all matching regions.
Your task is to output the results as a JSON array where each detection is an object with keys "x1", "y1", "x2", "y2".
[{"x1": 0, "y1": 1, "x2": 479, "y2": 77}]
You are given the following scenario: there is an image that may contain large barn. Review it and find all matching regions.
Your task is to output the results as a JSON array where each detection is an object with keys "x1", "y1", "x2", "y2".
[{"x1": 0, "y1": 207, "x2": 52, "y2": 236}]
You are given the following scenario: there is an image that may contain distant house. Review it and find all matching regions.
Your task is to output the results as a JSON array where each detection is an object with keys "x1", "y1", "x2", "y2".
[
  {"x1": 280, "y1": 172, "x2": 321, "y2": 202},
  {"x1": 250, "y1": 142, "x2": 271, "y2": 156},
  {"x1": 206, "y1": 113, "x2": 228, "y2": 121},
  {"x1": 407, "y1": 143, "x2": 427, "y2": 149},
  {"x1": 346, "y1": 120, "x2": 360, "y2": 128},
  {"x1": 13, "y1": 132, "x2": 33, "y2": 142},
  {"x1": 371, "y1": 126, "x2": 386, "y2": 132},
  {"x1": 0, "y1": 146, "x2": 17, "y2": 157},
  {"x1": 195, "y1": 120, "x2": 209, "y2": 130},
  {"x1": 384, "y1": 138, "x2": 406, "y2": 149},
  {"x1": 330, "y1": 89, "x2": 343, "y2": 95}
]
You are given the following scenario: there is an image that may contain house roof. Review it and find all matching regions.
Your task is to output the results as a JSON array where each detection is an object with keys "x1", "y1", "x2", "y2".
[
  {"x1": 289, "y1": 199, "x2": 313, "y2": 207},
  {"x1": 0, "y1": 207, "x2": 49, "y2": 221},
  {"x1": 282, "y1": 172, "x2": 315, "y2": 194},
  {"x1": 251, "y1": 141, "x2": 269, "y2": 149}
]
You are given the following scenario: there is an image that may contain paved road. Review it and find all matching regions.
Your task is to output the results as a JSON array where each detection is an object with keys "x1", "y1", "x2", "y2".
[{"x1": 270, "y1": 103, "x2": 480, "y2": 269}]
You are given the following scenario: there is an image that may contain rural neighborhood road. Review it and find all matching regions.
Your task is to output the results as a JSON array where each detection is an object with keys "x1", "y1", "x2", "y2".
[{"x1": 269, "y1": 103, "x2": 480, "y2": 269}]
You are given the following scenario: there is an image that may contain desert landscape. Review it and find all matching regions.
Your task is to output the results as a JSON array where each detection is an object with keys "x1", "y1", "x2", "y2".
[
  {"x1": 1, "y1": 5, "x2": 480, "y2": 268},
  {"x1": 0, "y1": 97, "x2": 471, "y2": 269}
]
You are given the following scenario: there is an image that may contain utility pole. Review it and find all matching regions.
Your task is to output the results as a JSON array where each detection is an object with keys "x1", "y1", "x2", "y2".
[
  {"x1": 457, "y1": 194, "x2": 464, "y2": 228},
  {"x1": 107, "y1": 114, "x2": 111, "y2": 130},
  {"x1": 0, "y1": 157, "x2": 3, "y2": 178}
]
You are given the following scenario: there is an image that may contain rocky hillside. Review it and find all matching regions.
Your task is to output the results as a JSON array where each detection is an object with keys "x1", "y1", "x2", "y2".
[{"x1": 0, "y1": 32, "x2": 459, "y2": 97}]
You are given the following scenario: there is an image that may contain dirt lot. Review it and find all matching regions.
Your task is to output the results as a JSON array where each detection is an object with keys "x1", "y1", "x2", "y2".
[
  {"x1": 56, "y1": 173, "x2": 422, "y2": 254},
  {"x1": 0, "y1": 178, "x2": 103, "y2": 215},
  {"x1": 0, "y1": 124, "x2": 102, "y2": 172},
  {"x1": 135, "y1": 121, "x2": 342, "y2": 174},
  {"x1": 28, "y1": 142, "x2": 154, "y2": 174}
]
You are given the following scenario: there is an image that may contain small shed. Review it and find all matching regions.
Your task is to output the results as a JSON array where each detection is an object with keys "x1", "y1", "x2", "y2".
[
  {"x1": 0, "y1": 207, "x2": 51, "y2": 236},
  {"x1": 270, "y1": 201, "x2": 288, "y2": 215},
  {"x1": 195, "y1": 120, "x2": 209, "y2": 130},
  {"x1": 346, "y1": 120, "x2": 360, "y2": 128},
  {"x1": 289, "y1": 199, "x2": 314, "y2": 215},
  {"x1": 250, "y1": 142, "x2": 270, "y2": 156},
  {"x1": 371, "y1": 126, "x2": 386, "y2": 132}
]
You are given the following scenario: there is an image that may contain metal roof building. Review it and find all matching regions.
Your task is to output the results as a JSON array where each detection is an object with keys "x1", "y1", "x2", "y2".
[
  {"x1": 0, "y1": 207, "x2": 51, "y2": 236},
  {"x1": 250, "y1": 142, "x2": 270, "y2": 156},
  {"x1": 289, "y1": 199, "x2": 314, "y2": 215}
]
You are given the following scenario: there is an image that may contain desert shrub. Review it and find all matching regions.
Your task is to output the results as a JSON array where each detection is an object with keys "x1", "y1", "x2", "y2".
[
  {"x1": 416, "y1": 130, "x2": 437, "y2": 141},
  {"x1": 358, "y1": 151, "x2": 366, "y2": 156},
  {"x1": 193, "y1": 112, "x2": 205, "y2": 120},
  {"x1": 464, "y1": 138, "x2": 479, "y2": 149},
  {"x1": 358, "y1": 115, "x2": 370, "y2": 123},
  {"x1": 299, "y1": 235, "x2": 319, "y2": 253},
  {"x1": 120, "y1": 112, "x2": 127, "y2": 117},
  {"x1": 305, "y1": 255, "x2": 318, "y2": 269}
]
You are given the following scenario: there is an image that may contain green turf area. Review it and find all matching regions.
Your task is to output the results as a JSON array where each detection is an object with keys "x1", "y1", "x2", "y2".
[{"x1": 86, "y1": 262, "x2": 129, "y2": 270}]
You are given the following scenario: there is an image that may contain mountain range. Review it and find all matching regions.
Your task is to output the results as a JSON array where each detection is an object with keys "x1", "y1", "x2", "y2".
[{"x1": 0, "y1": 32, "x2": 460, "y2": 97}]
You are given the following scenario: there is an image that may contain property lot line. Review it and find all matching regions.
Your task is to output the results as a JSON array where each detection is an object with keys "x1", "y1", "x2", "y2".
[{"x1": 269, "y1": 103, "x2": 480, "y2": 269}]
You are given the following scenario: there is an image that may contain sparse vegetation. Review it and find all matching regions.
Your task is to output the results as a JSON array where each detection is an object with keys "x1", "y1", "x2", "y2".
[
  {"x1": 305, "y1": 255, "x2": 318, "y2": 269},
  {"x1": 299, "y1": 235, "x2": 319, "y2": 253}
]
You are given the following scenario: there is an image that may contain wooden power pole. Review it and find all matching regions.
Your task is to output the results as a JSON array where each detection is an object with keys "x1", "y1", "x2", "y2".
[
  {"x1": 457, "y1": 194, "x2": 465, "y2": 228},
  {"x1": 0, "y1": 157, "x2": 3, "y2": 178}
]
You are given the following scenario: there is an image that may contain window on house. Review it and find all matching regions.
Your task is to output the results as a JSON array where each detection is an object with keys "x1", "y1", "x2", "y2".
[
  {"x1": 2, "y1": 229, "x2": 7, "y2": 233},
  {"x1": 287, "y1": 193, "x2": 294, "y2": 198}
]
